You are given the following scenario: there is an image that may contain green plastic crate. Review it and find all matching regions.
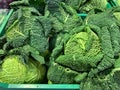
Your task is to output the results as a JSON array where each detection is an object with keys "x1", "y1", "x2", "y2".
[
  {"x1": 0, "y1": 83, "x2": 80, "y2": 90},
  {"x1": 108, "y1": 0, "x2": 118, "y2": 7},
  {"x1": 0, "y1": 9, "x2": 13, "y2": 36}
]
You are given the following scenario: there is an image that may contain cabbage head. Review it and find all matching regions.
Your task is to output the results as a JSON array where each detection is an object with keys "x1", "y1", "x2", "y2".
[
  {"x1": 65, "y1": 28, "x2": 101, "y2": 57},
  {"x1": 55, "y1": 28, "x2": 102, "y2": 72},
  {"x1": 47, "y1": 26, "x2": 103, "y2": 84},
  {"x1": 0, "y1": 55, "x2": 46, "y2": 84}
]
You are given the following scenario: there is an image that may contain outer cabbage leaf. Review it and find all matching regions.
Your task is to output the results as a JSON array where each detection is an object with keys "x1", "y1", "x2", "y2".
[
  {"x1": 5, "y1": 7, "x2": 39, "y2": 48},
  {"x1": 81, "y1": 58, "x2": 120, "y2": 90},
  {"x1": 47, "y1": 62, "x2": 80, "y2": 84}
]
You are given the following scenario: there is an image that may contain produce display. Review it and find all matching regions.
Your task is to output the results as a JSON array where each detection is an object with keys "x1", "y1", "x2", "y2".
[{"x1": 0, "y1": 0, "x2": 120, "y2": 90}]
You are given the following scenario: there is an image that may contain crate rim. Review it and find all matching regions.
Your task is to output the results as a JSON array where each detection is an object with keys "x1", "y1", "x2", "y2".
[
  {"x1": 0, "y1": 9, "x2": 13, "y2": 36},
  {"x1": 0, "y1": 82, "x2": 80, "y2": 89}
]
